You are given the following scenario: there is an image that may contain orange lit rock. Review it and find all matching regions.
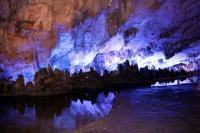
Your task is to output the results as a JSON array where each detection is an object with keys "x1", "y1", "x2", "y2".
[{"x1": 0, "y1": 0, "x2": 110, "y2": 72}]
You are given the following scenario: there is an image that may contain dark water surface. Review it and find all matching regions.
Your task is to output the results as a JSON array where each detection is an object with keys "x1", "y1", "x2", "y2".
[{"x1": 0, "y1": 84, "x2": 200, "y2": 133}]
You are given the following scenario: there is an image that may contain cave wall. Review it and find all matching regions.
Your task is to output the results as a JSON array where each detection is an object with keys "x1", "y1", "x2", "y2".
[
  {"x1": 0, "y1": 0, "x2": 111, "y2": 80},
  {"x1": 0, "y1": 0, "x2": 200, "y2": 81}
]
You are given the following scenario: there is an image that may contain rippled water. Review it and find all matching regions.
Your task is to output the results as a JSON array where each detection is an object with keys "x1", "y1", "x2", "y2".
[{"x1": 0, "y1": 83, "x2": 200, "y2": 133}]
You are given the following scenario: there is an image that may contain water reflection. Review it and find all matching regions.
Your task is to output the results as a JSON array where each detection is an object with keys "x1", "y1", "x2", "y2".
[
  {"x1": 70, "y1": 93, "x2": 115, "y2": 118},
  {"x1": 75, "y1": 84, "x2": 200, "y2": 133},
  {"x1": 55, "y1": 93, "x2": 115, "y2": 131},
  {"x1": 0, "y1": 92, "x2": 116, "y2": 133},
  {"x1": 1, "y1": 83, "x2": 200, "y2": 133}
]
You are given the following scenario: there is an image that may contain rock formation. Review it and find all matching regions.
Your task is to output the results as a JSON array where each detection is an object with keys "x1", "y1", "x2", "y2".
[{"x1": 0, "y1": 0, "x2": 200, "y2": 81}]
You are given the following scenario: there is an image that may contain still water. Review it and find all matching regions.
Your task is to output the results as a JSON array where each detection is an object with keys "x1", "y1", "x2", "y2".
[{"x1": 0, "y1": 84, "x2": 200, "y2": 133}]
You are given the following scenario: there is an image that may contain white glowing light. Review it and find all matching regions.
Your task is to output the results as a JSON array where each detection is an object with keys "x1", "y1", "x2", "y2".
[
  {"x1": 152, "y1": 79, "x2": 192, "y2": 87},
  {"x1": 100, "y1": 34, "x2": 124, "y2": 53}
]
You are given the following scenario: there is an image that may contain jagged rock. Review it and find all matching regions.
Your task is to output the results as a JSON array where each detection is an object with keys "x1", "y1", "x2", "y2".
[
  {"x1": 65, "y1": 71, "x2": 70, "y2": 82},
  {"x1": 163, "y1": 36, "x2": 200, "y2": 59},
  {"x1": 26, "y1": 81, "x2": 35, "y2": 91},
  {"x1": 47, "y1": 64, "x2": 53, "y2": 75},
  {"x1": 54, "y1": 68, "x2": 64, "y2": 79},
  {"x1": 92, "y1": 53, "x2": 106, "y2": 74},
  {"x1": 0, "y1": 0, "x2": 111, "y2": 80},
  {"x1": 14, "y1": 75, "x2": 25, "y2": 92},
  {"x1": 0, "y1": 79, "x2": 10, "y2": 94},
  {"x1": 1, "y1": 0, "x2": 200, "y2": 81},
  {"x1": 34, "y1": 68, "x2": 48, "y2": 83},
  {"x1": 71, "y1": 68, "x2": 104, "y2": 90}
]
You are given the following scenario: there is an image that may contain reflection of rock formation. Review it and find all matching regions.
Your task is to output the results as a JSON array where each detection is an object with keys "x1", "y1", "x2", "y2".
[
  {"x1": 70, "y1": 92, "x2": 115, "y2": 118},
  {"x1": 0, "y1": 92, "x2": 116, "y2": 132}
]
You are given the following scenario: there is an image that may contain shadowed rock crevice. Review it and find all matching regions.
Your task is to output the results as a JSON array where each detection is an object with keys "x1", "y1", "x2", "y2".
[{"x1": 163, "y1": 36, "x2": 200, "y2": 59}]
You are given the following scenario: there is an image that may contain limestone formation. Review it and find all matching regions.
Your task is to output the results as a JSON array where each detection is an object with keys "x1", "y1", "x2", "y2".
[
  {"x1": 0, "y1": 0, "x2": 200, "y2": 81},
  {"x1": 14, "y1": 75, "x2": 25, "y2": 92}
]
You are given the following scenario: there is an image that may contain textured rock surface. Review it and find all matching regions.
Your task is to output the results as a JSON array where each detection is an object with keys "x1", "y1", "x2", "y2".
[
  {"x1": 0, "y1": 0, "x2": 111, "y2": 81},
  {"x1": 0, "y1": 0, "x2": 200, "y2": 81}
]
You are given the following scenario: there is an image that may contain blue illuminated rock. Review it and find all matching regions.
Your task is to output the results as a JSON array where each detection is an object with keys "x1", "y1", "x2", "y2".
[{"x1": 0, "y1": 0, "x2": 200, "y2": 82}]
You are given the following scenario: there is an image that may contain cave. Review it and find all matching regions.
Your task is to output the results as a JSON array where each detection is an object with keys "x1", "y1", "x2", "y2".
[{"x1": 0, "y1": 0, "x2": 200, "y2": 133}]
